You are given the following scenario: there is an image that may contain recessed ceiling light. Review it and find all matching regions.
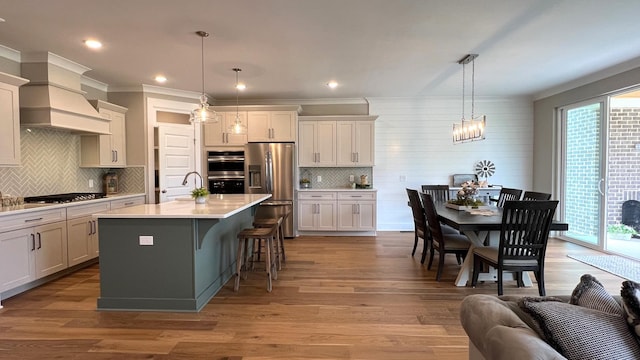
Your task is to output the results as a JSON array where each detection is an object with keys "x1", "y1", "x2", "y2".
[
  {"x1": 236, "y1": 83, "x2": 246, "y2": 91},
  {"x1": 84, "y1": 39, "x2": 102, "y2": 49},
  {"x1": 327, "y1": 80, "x2": 338, "y2": 89},
  {"x1": 155, "y1": 75, "x2": 167, "y2": 83},
  {"x1": 0, "y1": 17, "x2": 5, "y2": 23}
]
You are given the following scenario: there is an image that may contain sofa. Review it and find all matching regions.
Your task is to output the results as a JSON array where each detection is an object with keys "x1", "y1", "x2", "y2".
[{"x1": 460, "y1": 274, "x2": 640, "y2": 360}]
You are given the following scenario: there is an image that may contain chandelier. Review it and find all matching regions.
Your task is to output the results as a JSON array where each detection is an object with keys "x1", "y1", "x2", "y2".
[
  {"x1": 228, "y1": 68, "x2": 248, "y2": 134},
  {"x1": 189, "y1": 31, "x2": 217, "y2": 124},
  {"x1": 453, "y1": 54, "x2": 485, "y2": 144}
]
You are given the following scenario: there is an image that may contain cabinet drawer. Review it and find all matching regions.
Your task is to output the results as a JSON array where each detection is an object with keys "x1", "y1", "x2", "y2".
[
  {"x1": 66, "y1": 201, "x2": 110, "y2": 219},
  {"x1": 298, "y1": 192, "x2": 336, "y2": 200},
  {"x1": 110, "y1": 196, "x2": 145, "y2": 210},
  {"x1": 337, "y1": 191, "x2": 376, "y2": 200},
  {"x1": 0, "y1": 208, "x2": 66, "y2": 233}
]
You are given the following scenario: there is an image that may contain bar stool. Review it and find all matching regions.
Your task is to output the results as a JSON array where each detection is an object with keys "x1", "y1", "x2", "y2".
[
  {"x1": 253, "y1": 215, "x2": 285, "y2": 270},
  {"x1": 235, "y1": 224, "x2": 278, "y2": 292}
]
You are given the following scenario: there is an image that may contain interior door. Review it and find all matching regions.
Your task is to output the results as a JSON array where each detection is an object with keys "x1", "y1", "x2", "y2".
[
  {"x1": 158, "y1": 124, "x2": 197, "y2": 203},
  {"x1": 558, "y1": 98, "x2": 607, "y2": 249}
]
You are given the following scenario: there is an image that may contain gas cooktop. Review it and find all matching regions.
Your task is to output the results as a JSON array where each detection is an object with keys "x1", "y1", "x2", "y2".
[{"x1": 24, "y1": 192, "x2": 107, "y2": 204}]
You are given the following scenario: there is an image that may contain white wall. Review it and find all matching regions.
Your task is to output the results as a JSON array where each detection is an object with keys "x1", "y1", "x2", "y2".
[{"x1": 368, "y1": 96, "x2": 533, "y2": 231}]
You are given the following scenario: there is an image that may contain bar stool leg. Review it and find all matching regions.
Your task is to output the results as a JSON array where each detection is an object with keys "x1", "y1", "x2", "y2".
[
  {"x1": 265, "y1": 236, "x2": 273, "y2": 292},
  {"x1": 234, "y1": 237, "x2": 245, "y2": 291}
]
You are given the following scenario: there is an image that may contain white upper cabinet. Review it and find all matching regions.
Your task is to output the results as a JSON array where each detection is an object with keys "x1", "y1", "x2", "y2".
[
  {"x1": 336, "y1": 120, "x2": 375, "y2": 166},
  {"x1": 80, "y1": 100, "x2": 128, "y2": 167},
  {"x1": 299, "y1": 115, "x2": 376, "y2": 167},
  {"x1": 0, "y1": 72, "x2": 29, "y2": 166},
  {"x1": 204, "y1": 112, "x2": 248, "y2": 146},
  {"x1": 247, "y1": 111, "x2": 297, "y2": 142},
  {"x1": 298, "y1": 120, "x2": 336, "y2": 167}
]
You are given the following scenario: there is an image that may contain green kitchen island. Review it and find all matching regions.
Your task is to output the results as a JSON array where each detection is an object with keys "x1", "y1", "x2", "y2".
[{"x1": 93, "y1": 193, "x2": 271, "y2": 312}]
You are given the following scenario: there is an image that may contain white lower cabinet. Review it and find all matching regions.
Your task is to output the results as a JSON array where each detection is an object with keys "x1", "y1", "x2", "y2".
[
  {"x1": 0, "y1": 220, "x2": 68, "y2": 292},
  {"x1": 66, "y1": 202, "x2": 110, "y2": 266},
  {"x1": 298, "y1": 192, "x2": 337, "y2": 231},
  {"x1": 298, "y1": 190, "x2": 376, "y2": 234}
]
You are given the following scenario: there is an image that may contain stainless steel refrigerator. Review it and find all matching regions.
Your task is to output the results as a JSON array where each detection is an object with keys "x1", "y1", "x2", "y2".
[{"x1": 244, "y1": 142, "x2": 295, "y2": 237}]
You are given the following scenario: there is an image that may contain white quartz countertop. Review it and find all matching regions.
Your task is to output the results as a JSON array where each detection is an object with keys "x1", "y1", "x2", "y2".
[
  {"x1": 93, "y1": 194, "x2": 272, "y2": 219},
  {"x1": 0, "y1": 193, "x2": 145, "y2": 216}
]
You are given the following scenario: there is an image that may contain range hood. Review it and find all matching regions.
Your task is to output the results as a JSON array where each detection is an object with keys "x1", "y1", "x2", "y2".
[{"x1": 19, "y1": 52, "x2": 110, "y2": 135}]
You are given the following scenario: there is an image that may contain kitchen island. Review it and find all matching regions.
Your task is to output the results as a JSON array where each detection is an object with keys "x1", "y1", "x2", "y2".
[{"x1": 94, "y1": 193, "x2": 271, "y2": 312}]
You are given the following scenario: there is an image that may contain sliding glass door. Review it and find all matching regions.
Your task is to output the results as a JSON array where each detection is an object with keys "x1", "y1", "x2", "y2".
[{"x1": 558, "y1": 99, "x2": 607, "y2": 249}]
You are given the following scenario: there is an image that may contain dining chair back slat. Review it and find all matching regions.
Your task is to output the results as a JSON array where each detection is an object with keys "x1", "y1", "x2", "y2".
[
  {"x1": 522, "y1": 191, "x2": 552, "y2": 201},
  {"x1": 421, "y1": 185, "x2": 450, "y2": 203},
  {"x1": 495, "y1": 188, "x2": 523, "y2": 208}
]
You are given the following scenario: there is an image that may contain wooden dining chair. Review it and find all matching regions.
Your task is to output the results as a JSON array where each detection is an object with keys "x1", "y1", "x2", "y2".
[
  {"x1": 492, "y1": 188, "x2": 523, "y2": 208},
  {"x1": 522, "y1": 191, "x2": 551, "y2": 201},
  {"x1": 421, "y1": 193, "x2": 472, "y2": 281},
  {"x1": 421, "y1": 185, "x2": 450, "y2": 203},
  {"x1": 406, "y1": 188, "x2": 430, "y2": 263},
  {"x1": 471, "y1": 200, "x2": 559, "y2": 296}
]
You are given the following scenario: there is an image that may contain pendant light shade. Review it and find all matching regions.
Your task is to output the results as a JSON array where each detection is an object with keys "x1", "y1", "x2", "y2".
[
  {"x1": 228, "y1": 67, "x2": 247, "y2": 135},
  {"x1": 190, "y1": 31, "x2": 216, "y2": 124}
]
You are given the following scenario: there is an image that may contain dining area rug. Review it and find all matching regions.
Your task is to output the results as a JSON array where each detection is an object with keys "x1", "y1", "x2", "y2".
[{"x1": 567, "y1": 254, "x2": 640, "y2": 282}]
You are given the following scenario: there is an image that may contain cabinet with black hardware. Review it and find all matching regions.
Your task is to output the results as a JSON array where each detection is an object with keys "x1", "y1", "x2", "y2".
[
  {"x1": 66, "y1": 202, "x2": 110, "y2": 266},
  {"x1": 0, "y1": 208, "x2": 67, "y2": 292}
]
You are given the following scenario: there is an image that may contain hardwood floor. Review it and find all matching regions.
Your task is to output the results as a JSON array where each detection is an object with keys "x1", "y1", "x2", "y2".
[{"x1": 0, "y1": 232, "x2": 627, "y2": 359}]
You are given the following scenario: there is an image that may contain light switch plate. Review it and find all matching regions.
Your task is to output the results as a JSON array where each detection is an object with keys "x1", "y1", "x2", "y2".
[{"x1": 139, "y1": 235, "x2": 154, "y2": 246}]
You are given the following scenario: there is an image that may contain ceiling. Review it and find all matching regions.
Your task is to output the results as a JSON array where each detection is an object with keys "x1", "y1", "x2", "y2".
[{"x1": 1, "y1": 0, "x2": 640, "y2": 101}]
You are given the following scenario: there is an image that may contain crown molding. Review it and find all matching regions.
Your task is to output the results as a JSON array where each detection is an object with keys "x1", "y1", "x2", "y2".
[{"x1": 0, "y1": 44, "x2": 21, "y2": 62}]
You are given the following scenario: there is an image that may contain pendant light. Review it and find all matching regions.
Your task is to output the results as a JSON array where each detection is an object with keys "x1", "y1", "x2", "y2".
[
  {"x1": 228, "y1": 68, "x2": 247, "y2": 134},
  {"x1": 189, "y1": 31, "x2": 216, "y2": 124},
  {"x1": 453, "y1": 54, "x2": 485, "y2": 144}
]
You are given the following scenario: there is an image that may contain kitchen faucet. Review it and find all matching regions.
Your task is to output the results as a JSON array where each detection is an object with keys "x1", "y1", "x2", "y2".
[{"x1": 181, "y1": 171, "x2": 204, "y2": 189}]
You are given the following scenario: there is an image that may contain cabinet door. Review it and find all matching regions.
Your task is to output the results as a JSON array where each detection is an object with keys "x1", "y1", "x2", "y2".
[
  {"x1": 270, "y1": 111, "x2": 296, "y2": 141},
  {"x1": 298, "y1": 122, "x2": 317, "y2": 167},
  {"x1": 315, "y1": 121, "x2": 336, "y2": 166},
  {"x1": 203, "y1": 113, "x2": 227, "y2": 146},
  {"x1": 247, "y1": 111, "x2": 271, "y2": 142},
  {"x1": 110, "y1": 110, "x2": 127, "y2": 166},
  {"x1": 0, "y1": 81, "x2": 22, "y2": 166},
  {"x1": 34, "y1": 221, "x2": 68, "y2": 279},
  {"x1": 336, "y1": 121, "x2": 355, "y2": 166},
  {"x1": 355, "y1": 201, "x2": 376, "y2": 231},
  {"x1": 316, "y1": 201, "x2": 337, "y2": 231},
  {"x1": 225, "y1": 112, "x2": 248, "y2": 145},
  {"x1": 297, "y1": 200, "x2": 316, "y2": 231},
  {"x1": 0, "y1": 228, "x2": 35, "y2": 291},
  {"x1": 354, "y1": 121, "x2": 375, "y2": 166},
  {"x1": 337, "y1": 201, "x2": 357, "y2": 230},
  {"x1": 67, "y1": 216, "x2": 94, "y2": 266}
]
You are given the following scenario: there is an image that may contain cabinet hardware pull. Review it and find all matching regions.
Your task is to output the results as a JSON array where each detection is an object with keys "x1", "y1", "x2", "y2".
[
  {"x1": 93, "y1": 220, "x2": 97, "y2": 235},
  {"x1": 352, "y1": 195, "x2": 362, "y2": 198},
  {"x1": 124, "y1": 202, "x2": 134, "y2": 206},
  {"x1": 115, "y1": 150, "x2": 118, "y2": 162},
  {"x1": 31, "y1": 234, "x2": 35, "y2": 251},
  {"x1": 24, "y1": 217, "x2": 43, "y2": 223},
  {"x1": 356, "y1": 152, "x2": 359, "y2": 162},
  {"x1": 357, "y1": 204, "x2": 360, "y2": 214},
  {"x1": 37, "y1": 233, "x2": 42, "y2": 249},
  {"x1": 88, "y1": 220, "x2": 93, "y2": 235}
]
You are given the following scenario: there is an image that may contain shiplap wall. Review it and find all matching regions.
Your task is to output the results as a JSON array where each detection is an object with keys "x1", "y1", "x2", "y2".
[{"x1": 368, "y1": 96, "x2": 533, "y2": 231}]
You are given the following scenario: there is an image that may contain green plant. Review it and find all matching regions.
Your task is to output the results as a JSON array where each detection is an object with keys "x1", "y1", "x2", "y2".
[
  {"x1": 191, "y1": 187, "x2": 209, "y2": 198},
  {"x1": 607, "y1": 224, "x2": 637, "y2": 234}
]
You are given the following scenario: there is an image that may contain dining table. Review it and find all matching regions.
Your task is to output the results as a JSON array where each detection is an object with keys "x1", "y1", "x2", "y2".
[{"x1": 435, "y1": 203, "x2": 569, "y2": 287}]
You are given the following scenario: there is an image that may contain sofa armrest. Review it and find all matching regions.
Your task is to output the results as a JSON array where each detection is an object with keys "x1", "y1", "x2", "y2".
[{"x1": 461, "y1": 294, "x2": 567, "y2": 360}]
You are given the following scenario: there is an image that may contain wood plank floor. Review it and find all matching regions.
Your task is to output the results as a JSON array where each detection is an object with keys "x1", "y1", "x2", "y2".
[{"x1": 0, "y1": 232, "x2": 628, "y2": 359}]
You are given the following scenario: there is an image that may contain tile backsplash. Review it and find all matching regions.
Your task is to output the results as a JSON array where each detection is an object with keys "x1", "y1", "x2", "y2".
[
  {"x1": 0, "y1": 128, "x2": 144, "y2": 197},
  {"x1": 299, "y1": 167, "x2": 373, "y2": 189}
]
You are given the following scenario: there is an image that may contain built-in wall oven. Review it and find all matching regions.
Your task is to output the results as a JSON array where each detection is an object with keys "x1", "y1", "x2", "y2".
[{"x1": 207, "y1": 150, "x2": 245, "y2": 194}]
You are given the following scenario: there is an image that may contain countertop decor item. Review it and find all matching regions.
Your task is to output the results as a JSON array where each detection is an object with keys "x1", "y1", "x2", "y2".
[
  {"x1": 446, "y1": 180, "x2": 482, "y2": 209},
  {"x1": 191, "y1": 187, "x2": 209, "y2": 204}
]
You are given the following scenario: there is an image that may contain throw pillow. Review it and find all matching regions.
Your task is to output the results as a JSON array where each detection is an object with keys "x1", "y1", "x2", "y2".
[
  {"x1": 621, "y1": 280, "x2": 640, "y2": 338},
  {"x1": 520, "y1": 297, "x2": 640, "y2": 360},
  {"x1": 570, "y1": 273, "x2": 623, "y2": 316}
]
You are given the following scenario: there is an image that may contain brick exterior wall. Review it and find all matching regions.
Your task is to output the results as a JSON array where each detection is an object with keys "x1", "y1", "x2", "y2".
[
  {"x1": 565, "y1": 105, "x2": 601, "y2": 238},
  {"x1": 607, "y1": 107, "x2": 640, "y2": 225}
]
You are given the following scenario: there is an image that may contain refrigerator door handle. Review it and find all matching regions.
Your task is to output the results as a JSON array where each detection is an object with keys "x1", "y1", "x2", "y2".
[{"x1": 265, "y1": 151, "x2": 273, "y2": 194}]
